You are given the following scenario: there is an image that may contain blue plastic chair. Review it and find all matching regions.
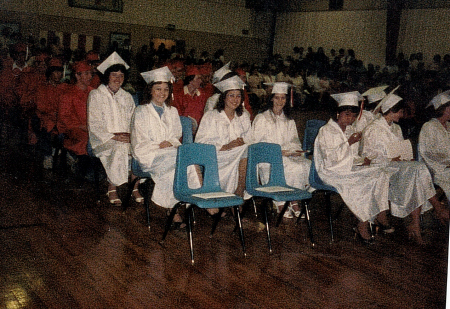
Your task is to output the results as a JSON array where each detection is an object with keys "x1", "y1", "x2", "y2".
[
  {"x1": 302, "y1": 119, "x2": 326, "y2": 156},
  {"x1": 162, "y1": 143, "x2": 246, "y2": 264},
  {"x1": 309, "y1": 159, "x2": 342, "y2": 243},
  {"x1": 246, "y1": 142, "x2": 314, "y2": 252},
  {"x1": 179, "y1": 116, "x2": 194, "y2": 144}
]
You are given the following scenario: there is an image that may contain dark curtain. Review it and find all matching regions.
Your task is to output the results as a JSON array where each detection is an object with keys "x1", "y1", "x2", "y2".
[{"x1": 386, "y1": 0, "x2": 404, "y2": 64}]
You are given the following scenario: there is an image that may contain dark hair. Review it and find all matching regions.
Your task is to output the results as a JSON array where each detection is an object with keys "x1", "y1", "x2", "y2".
[
  {"x1": 183, "y1": 74, "x2": 196, "y2": 86},
  {"x1": 434, "y1": 101, "x2": 450, "y2": 118},
  {"x1": 215, "y1": 89, "x2": 244, "y2": 116},
  {"x1": 266, "y1": 93, "x2": 293, "y2": 119},
  {"x1": 141, "y1": 81, "x2": 173, "y2": 106},
  {"x1": 382, "y1": 100, "x2": 407, "y2": 116},
  {"x1": 45, "y1": 66, "x2": 64, "y2": 79},
  {"x1": 332, "y1": 105, "x2": 360, "y2": 121},
  {"x1": 101, "y1": 63, "x2": 128, "y2": 85}
]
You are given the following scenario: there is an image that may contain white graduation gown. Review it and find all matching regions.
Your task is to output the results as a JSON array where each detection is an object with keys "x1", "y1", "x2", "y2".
[
  {"x1": 314, "y1": 119, "x2": 393, "y2": 222},
  {"x1": 88, "y1": 84, "x2": 135, "y2": 186},
  {"x1": 250, "y1": 110, "x2": 312, "y2": 191},
  {"x1": 195, "y1": 109, "x2": 251, "y2": 193},
  {"x1": 352, "y1": 110, "x2": 376, "y2": 133},
  {"x1": 419, "y1": 118, "x2": 450, "y2": 201},
  {"x1": 131, "y1": 102, "x2": 193, "y2": 209},
  {"x1": 362, "y1": 117, "x2": 434, "y2": 217}
]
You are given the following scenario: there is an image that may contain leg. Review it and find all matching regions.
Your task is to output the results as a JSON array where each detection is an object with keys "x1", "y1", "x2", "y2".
[
  {"x1": 429, "y1": 194, "x2": 449, "y2": 225},
  {"x1": 130, "y1": 174, "x2": 143, "y2": 203},
  {"x1": 234, "y1": 158, "x2": 247, "y2": 198},
  {"x1": 106, "y1": 182, "x2": 121, "y2": 205},
  {"x1": 407, "y1": 206, "x2": 424, "y2": 245}
]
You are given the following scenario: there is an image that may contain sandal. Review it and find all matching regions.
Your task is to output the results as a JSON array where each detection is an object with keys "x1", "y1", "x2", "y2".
[
  {"x1": 106, "y1": 190, "x2": 122, "y2": 205},
  {"x1": 132, "y1": 188, "x2": 144, "y2": 203},
  {"x1": 274, "y1": 201, "x2": 293, "y2": 219},
  {"x1": 288, "y1": 201, "x2": 301, "y2": 218}
]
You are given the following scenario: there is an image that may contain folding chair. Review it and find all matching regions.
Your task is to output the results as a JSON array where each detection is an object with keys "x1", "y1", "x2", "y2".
[
  {"x1": 246, "y1": 142, "x2": 314, "y2": 252},
  {"x1": 162, "y1": 143, "x2": 246, "y2": 264}
]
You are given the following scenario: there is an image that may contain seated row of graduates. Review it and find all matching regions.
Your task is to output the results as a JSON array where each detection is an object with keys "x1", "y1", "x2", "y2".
[{"x1": 81, "y1": 52, "x2": 449, "y2": 244}]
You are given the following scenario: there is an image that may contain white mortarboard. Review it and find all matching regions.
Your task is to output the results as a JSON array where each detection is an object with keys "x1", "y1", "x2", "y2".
[
  {"x1": 140, "y1": 66, "x2": 174, "y2": 84},
  {"x1": 380, "y1": 94, "x2": 403, "y2": 113},
  {"x1": 97, "y1": 51, "x2": 130, "y2": 74},
  {"x1": 214, "y1": 75, "x2": 244, "y2": 93},
  {"x1": 331, "y1": 91, "x2": 361, "y2": 107},
  {"x1": 271, "y1": 82, "x2": 291, "y2": 94},
  {"x1": 427, "y1": 90, "x2": 450, "y2": 110},
  {"x1": 361, "y1": 85, "x2": 389, "y2": 103},
  {"x1": 373, "y1": 85, "x2": 400, "y2": 113},
  {"x1": 212, "y1": 62, "x2": 231, "y2": 84}
]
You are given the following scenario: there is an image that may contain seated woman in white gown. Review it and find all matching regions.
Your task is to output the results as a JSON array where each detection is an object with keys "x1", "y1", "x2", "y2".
[
  {"x1": 314, "y1": 91, "x2": 395, "y2": 244},
  {"x1": 419, "y1": 91, "x2": 450, "y2": 213},
  {"x1": 131, "y1": 66, "x2": 199, "y2": 224},
  {"x1": 361, "y1": 93, "x2": 449, "y2": 244},
  {"x1": 195, "y1": 75, "x2": 251, "y2": 201},
  {"x1": 250, "y1": 82, "x2": 312, "y2": 219},
  {"x1": 88, "y1": 52, "x2": 142, "y2": 205}
]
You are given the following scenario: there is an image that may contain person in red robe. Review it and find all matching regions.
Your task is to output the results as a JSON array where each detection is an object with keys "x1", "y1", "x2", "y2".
[
  {"x1": 58, "y1": 61, "x2": 93, "y2": 157},
  {"x1": 235, "y1": 67, "x2": 254, "y2": 120},
  {"x1": 86, "y1": 51, "x2": 102, "y2": 89},
  {"x1": 35, "y1": 58, "x2": 68, "y2": 168},
  {"x1": 172, "y1": 65, "x2": 208, "y2": 131}
]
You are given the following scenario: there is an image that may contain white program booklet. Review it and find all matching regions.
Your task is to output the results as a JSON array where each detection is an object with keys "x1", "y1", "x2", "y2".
[
  {"x1": 255, "y1": 186, "x2": 294, "y2": 193},
  {"x1": 386, "y1": 139, "x2": 414, "y2": 161},
  {"x1": 192, "y1": 192, "x2": 236, "y2": 199}
]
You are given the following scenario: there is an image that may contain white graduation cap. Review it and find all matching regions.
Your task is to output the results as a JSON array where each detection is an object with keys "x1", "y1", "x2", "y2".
[
  {"x1": 97, "y1": 51, "x2": 130, "y2": 74},
  {"x1": 361, "y1": 85, "x2": 389, "y2": 104},
  {"x1": 213, "y1": 75, "x2": 244, "y2": 93},
  {"x1": 272, "y1": 82, "x2": 291, "y2": 94},
  {"x1": 373, "y1": 85, "x2": 400, "y2": 113},
  {"x1": 427, "y1": 90, "x2": 450, "y2": 110},
  {"x1": 380, "y1": 94, "x2": 403, "y2": 113},
  {"x1": 141, "y1": 66, "x2": 174, "y2": 84},
  {"x1": 331, "y1": 91, "x2": 361, "y2": 107},
  {"x1": 212, "y1": 62, "x2": 231, "y2": 84}
]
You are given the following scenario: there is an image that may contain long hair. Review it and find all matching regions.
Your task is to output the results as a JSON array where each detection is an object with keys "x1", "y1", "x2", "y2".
[
  {"x1": 266, "y1": 93, "x2": 293, "y2": 119},
  {"x1": 101, "y1": 63, "x2": 129, "y2": 85},
  {"x1": 141, "y1": 81, "x2": 173, "y2": 106},
  {"x1": 215, "y1": 89, "x2": 244, "y2": 116}
]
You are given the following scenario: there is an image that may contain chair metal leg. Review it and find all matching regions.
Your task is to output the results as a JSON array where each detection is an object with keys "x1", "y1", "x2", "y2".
[
  {"x1": 186, "y1": 206, "x2": 195, "y2": 264},
  {"x1": 275, "y1": 201, "x2": 290, "y2": 227},
  {"x1": 122, "y1": 177, "x2": 140, "y2": 211},
  {"x1": 143, "y1": 179, "x2": 151, "y2": 229},
  {"x1": 234, "y1": 205, "x2": 246, "y2": 257},
  {"x1": 263, "y1": 199, "x2": 273, "y2": 253},
  {"x1": 162, "y1": 203, "x2": 181, "y2": 241},
  {"x1": 303, "y1": 200, "x2": 315, "y2": 246},
  {"x1": 325, "y1": 191, "x2": 334, "y2": 243},
  {"x1": 210, "y1": 208, "x2": 225, "y2": 236}
]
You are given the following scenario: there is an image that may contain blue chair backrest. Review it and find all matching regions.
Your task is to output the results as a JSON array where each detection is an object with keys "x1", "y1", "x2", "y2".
[
  {"x1": 174, "y1": 143, "x2": 222, "y2": 199},
  {"x1": 302, "y1": 119, "x2": 327, "y2": 153},
  {"x1": 246, "y1": 142, "x2": 287, "y2": 191},
  {"x1": 309, "y1": 159, "x2": 337, "y2": 192},
  {"x1": 180, "y1": 116, "x2": 194, "y2": 144}
]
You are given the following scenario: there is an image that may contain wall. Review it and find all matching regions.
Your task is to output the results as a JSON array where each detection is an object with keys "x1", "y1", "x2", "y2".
[
  {"x1": 273, "y1": 9, "x2": 387, "y2": 67},
  {"x1": 0, "y1": 0, "x2": 273, "y2": 63}
]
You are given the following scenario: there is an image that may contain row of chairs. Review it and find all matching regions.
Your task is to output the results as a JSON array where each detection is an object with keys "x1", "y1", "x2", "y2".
[{"x1": 127, "y1": 118, "x2": 339, "y2": 264}]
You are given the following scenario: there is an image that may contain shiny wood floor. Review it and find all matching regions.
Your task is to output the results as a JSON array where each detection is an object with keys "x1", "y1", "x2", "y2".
[{"x1": 0, "y1": 122, "x2": 448, "y2": 309}]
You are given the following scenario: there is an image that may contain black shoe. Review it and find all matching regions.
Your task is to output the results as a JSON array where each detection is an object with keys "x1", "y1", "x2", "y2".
[{"x1": 353, "y1": 227, "x2": 375, "y2": 245}]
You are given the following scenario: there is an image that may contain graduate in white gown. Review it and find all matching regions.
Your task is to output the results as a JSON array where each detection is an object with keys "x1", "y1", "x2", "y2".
[
  {"x1": 250, "y1": 82, "x2": 312, "y2": 218},
  {"x1": 195, "y1": 75, "x2": 251, "y2": 200},
  {"x1": 314, "y1": 91, "x2": 395, "y2": 243},
  {"x1": 88, "y1": 52, "x2": 142, "y2": 205},
  {"x1": 419, "y1": 91, "x2": 450, "y2": 210},
  {"x1": 362, "y1": 93, "x2": 449, "y2": 244},
  {"x1": 131, "y1": 66, "x2": 199, "y2": 224}
]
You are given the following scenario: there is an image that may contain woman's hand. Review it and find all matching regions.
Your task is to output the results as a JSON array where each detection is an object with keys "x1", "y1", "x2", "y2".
[
  {"x1": 112, "y1": 132, "x2": 130, "y2": 143},
  {"x1": 220, "y1": 138, "x2": 244, "y2": 151},
  {"x1": 348, "y1": 132, "x2": 362, "y2": 145},
  {"x1": 159, "y1": 140, "x2": 173, "y2": 148}
]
